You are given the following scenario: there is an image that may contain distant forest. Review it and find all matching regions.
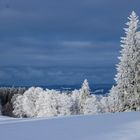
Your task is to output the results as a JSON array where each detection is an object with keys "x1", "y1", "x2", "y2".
[{"x1": 0, "y1": 88, "x2": 26, "y2": 116}]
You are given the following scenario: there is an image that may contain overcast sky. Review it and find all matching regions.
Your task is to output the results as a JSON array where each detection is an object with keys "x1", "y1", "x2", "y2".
[{"x1": 0, "y1": 0, "x2": 140, "y2": 86}]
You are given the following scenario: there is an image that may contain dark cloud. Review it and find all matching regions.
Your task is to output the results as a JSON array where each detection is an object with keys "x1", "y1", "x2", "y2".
[
  {"x1": 0, "y1": 66, "x2": 115, "y2": 86},
  {"x1": 0, "y1": 0, "x2": 140, "y2": 85}
]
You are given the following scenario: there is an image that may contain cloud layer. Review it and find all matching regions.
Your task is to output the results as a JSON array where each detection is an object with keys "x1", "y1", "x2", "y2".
[{"x1": 0, "y1": 0, "x2": 140, "y2": 85}]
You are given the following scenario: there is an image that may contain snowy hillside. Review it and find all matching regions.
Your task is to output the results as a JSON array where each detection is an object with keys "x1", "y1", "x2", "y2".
[{"x1": 0, "y1": 112, "x2": 140, "y2": 140}]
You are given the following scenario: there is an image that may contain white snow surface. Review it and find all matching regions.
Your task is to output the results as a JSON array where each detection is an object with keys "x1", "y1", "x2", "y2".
[{"x1": 0, "y1": 112, "x2": 140, "y2": 140}]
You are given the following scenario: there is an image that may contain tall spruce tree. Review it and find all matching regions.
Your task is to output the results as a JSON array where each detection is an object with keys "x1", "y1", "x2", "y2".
[{"x1": 110, "y1": 11, "x2": 140, "y2": 111}]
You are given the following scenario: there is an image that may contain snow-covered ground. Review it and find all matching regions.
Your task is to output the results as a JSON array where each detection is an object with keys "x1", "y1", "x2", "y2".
[{"x1": 0, "y1": 112, "x2": 140, "y2": 140}]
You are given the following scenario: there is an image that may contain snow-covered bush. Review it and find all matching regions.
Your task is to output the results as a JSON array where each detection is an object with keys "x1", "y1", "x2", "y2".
[
  {"x1": 12, "y1": 94, "x2": 26, "y2": 117},
  {"x1": 35, "y1": 90, "x2": 58, "y2": 117},
  {"x1": 83, "y1": 95, "x2": 101, "y2": 115},
  {"x1": 55, "y1": 93, "x2": 74, "y2": 116},
  {"x1": 71, "y1": 89, "x2": 81, "y2": 114},
  {"x1": 82, "y1": 94, "x2": 115, "y2": 115},
  {"x1": 13, "y1": 87, "x2": 43, "y2": 117},
  {"x1": 36, "y1": 90, "x2": 74, "y2": 117}
]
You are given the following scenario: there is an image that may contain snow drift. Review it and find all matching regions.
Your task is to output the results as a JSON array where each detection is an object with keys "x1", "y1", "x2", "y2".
[{"x1": 0, "y1": 112, "x2": 140, "y2": 140}]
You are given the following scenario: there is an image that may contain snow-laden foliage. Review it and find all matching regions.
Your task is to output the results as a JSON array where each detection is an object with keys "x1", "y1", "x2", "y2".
[
  {"x1": 36, "y1": 90, "x2": 74, "y2": 117},
  {"x1": 0, "y1": 87, "x2": 26, "y2": 116},
  {"x1": 12, "y1": 80, "x2": 105, "y2": 118},
  {"x1": 13, "y1": 87, "x2": 76, "y2": 118},
  {"x1": 83, "y1": 95, "x2": 101, "y2": 114},
  {"x1": 71, "y1": 89, "x2": 81, "y2": 114},
  {"x1": 12, "y1": 87, "x2": 43, "y2": 117},
  {"x1": 78, "y1": 79, "x2": 91, "y2": 114},
  {"x1": 110, "y1": 11, "x2": 140, "y2": 112},
  {"x1": 35, "y1": 90, "x2": 58, "y2": 117}
]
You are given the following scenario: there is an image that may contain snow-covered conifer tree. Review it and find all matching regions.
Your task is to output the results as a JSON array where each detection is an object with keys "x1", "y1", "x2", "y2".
[
  {"x1": 110, "y1": 11, "x2": 140, "y2": 111},
  {"x1": 79, "y1": 79, "x2": 91, "y2": 114}
]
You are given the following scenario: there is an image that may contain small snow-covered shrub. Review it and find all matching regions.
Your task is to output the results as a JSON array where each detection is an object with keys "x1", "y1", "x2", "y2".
[{"x1": 83, "y1": 95, "x2": 101, "y2": 115}]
